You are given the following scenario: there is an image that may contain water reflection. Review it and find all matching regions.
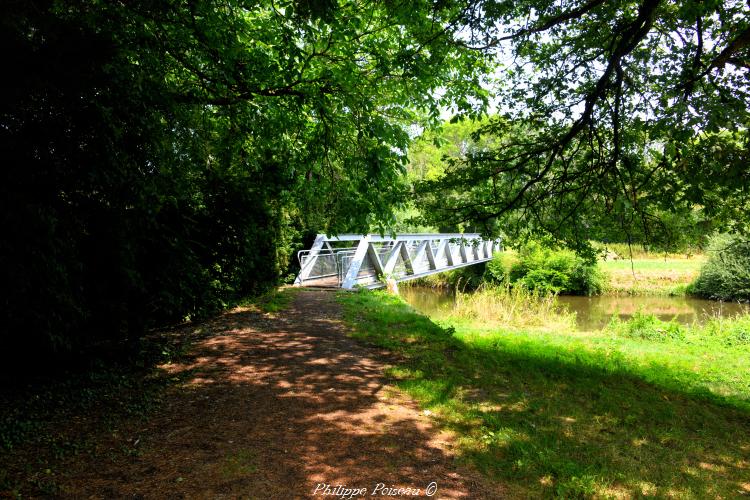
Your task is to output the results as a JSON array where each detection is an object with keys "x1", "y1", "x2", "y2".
[
  {"x1": 556, "y1": 295, "x2": 750, "y2": 330},
  {"x1": 399, "y1": 287, "x2": 455, "y2": 318},
  {"x1": 400, "y1": 287, "x2": 750, "y2": 331}
]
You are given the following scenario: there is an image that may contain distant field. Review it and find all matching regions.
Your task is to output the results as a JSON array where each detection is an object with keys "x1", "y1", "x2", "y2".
[
  {"x1": 600, "y1": 257, "x2": 705, "y2": 295},
  {"x1": 598, "y1": 243, "x2": 703, "y2": 260}
]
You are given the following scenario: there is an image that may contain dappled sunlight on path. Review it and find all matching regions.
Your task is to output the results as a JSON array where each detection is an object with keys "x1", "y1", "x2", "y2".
[{"x1": 65, "y1": 291, "x2": 500, "y2": 498}]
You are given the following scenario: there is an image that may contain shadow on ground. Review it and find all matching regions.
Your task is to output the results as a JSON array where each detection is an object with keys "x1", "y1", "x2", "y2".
[
  {"x1": 339, "y1": 290, "x2": 750, "y2": 498},
  {"x1": 61, "y1": 291, "x2": 495, "y2": 498}
]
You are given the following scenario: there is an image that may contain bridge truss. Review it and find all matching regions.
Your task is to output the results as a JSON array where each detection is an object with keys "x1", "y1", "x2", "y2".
[{"x1": 294, "y1": 233, "x2": 501, "y2": 289}]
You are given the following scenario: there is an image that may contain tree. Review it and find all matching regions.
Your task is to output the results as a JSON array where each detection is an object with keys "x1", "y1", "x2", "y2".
[
  {"x1": 401, "y1": 117, "x2": 504, "y2": 233},
  {"x1": 0, "y1": 0, "x2": 490, "y2": 368},
  {"x1": 417, "y1": 0, "x2": 750, "y2": 252}
]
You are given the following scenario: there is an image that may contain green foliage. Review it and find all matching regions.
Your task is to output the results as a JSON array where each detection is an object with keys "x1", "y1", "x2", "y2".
[
  {"x1": 701, "y1": 315, "x2": 750, "y2": 347},
  {"x1": 607, "y1": 312, "x2": 687, "y2": 342},
  {"x1": 483, "y1": 251, "x2": 516, "y2": 284},
  {"x1": 398, "y1": 118, "x2": 505, "y2": 234},
  {"x1": 607, "y1": 310, "x2": 750, "y2": 348},
  {"x1": 691, "y1": 234, "x2": 750, "y2": 302},
  {"x1": 0, "y1": 1, "x2": 488, "y2": 369},
  {"x1": 414, "y1": 1, "x2": 750, "y2": 252},
  {"x1": 485, "y1": 243, "x2": 607, "y2": 295}
]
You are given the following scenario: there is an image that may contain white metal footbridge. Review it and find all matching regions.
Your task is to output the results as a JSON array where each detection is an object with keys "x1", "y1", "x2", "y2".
[{"x1": 294, "y1": 233, "x2": 501, "y2": 289}]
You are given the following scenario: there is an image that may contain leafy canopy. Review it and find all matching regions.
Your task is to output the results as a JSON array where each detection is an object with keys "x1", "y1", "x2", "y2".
[
  {"x1": 417, "y1": 0, "x2": 750, "y2": 251},
  {"x1": 0, "y1": 0, "x2": 490, "y2": 365}
]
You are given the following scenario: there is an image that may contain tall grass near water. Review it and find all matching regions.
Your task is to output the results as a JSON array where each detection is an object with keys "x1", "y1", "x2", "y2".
[
  {"x1": 607, "y1": 309, "x2": 750, "y2": 347},
  {"x1": 338, "y1": 290, "x2": 750, "y2": 498},
  {"x1": 451, "y1": 284, "x2": 576, "y2": 331}
]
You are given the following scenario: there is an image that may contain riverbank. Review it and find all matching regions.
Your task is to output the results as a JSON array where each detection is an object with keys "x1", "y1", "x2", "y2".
[
  {"x1": 413, "y1": 251, "x2": 706, "y2": 297},
  {"x1": 339, "y1": 289, "x2": 750, "y2": 498},
  {"x1": 599, "y1": 256, "x2": 705, "y2": 295},
  {"x1": 402, "y1": 286, "x2": 750, "y2": 331}
]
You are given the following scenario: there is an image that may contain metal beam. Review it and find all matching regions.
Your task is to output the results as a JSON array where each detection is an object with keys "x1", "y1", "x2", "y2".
[
  {"x1": 367, "y1": 242, "x2": 384, "y2": 276},
  {"x1": 425, "y1": 241, "x2": 437, "y2": 270},
  {"x1": 412, "y1": 241, "x2": 430, "y2": 274},
  {"x1": 294, "y1": 234, "x2": 326, "y2": 285},
  {"x1": 399, "y1": 240, "x2": 415, "y2": 275},
  {"x1": 341, "y1": 236, "x2": 371, "y2": 289},
  {"x1": 383, "y1": 241, "x2": 403, "y2": 274}
]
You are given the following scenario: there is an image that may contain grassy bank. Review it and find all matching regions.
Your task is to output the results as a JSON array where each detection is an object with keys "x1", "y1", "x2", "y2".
[
  {"x1": 407, "y1": 248, "x2": 706, "y2": 297},
  {"x1": 339, "y1": 290, "x2": 750, "y2": 498},
  {"x1": 600, "y1": 257, "x2": 705, "y2": 296}
]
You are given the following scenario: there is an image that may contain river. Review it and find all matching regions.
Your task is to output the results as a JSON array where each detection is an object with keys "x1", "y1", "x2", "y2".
[{"x1": 400, "y1": 286, "x2": 750, "y2": 331}]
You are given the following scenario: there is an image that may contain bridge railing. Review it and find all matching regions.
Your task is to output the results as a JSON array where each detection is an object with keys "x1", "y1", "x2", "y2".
[{"x1": 294, "y1": 233, "x2": 501, "y2": 289}]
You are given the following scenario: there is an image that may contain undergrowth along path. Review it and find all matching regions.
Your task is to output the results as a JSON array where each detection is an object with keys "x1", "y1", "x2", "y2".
[{"x1": 61, "y1": 290, "x2": 498, "y2": 498}]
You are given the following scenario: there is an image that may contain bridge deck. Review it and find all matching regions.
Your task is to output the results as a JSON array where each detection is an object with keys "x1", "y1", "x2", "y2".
[{"x1": 294, "y1": 233, "x2": 500, "y2": 289}]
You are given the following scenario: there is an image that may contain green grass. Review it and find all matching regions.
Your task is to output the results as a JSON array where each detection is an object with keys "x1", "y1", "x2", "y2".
[
  {"x1": 338, "y1": 290, "x2": 750, "y2": 498},
  {"x1": 600, "y1": 257, "x2": 705, "y2": 296},
  {"x1": 598, "y1": 243, "x2": 702, "y2": 260},
  {"x1": 237, "y1": 286, "x2": 300, "y2": 313}
]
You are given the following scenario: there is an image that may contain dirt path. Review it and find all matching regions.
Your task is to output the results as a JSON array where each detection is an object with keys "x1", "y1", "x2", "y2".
[{"x1": 65, "y1": 290, "x2": 502, "y2": 499}]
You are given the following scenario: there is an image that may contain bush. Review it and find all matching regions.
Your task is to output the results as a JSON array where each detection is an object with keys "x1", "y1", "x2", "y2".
[
  {"x1": 483, "y1": 252, "x2": 517, "y2": 284},
  {"x1": 691, "y1": 234, "x2": 750, "y2": 302},
  {"x1": 0, "y1": 6, "x2": 299, "y2": 373},
  {"x1": 484, "y1": 242, "x2": 607, "y2": 295}
]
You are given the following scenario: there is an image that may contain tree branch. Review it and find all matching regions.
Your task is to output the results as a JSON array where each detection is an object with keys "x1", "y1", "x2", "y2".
[{"x1": 709, "y1": 24, "x2": 750, "y2": 70}]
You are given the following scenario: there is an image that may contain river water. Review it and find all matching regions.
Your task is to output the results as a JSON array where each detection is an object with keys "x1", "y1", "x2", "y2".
[{"x1": 400, "y1": 287, "x2": 750, "y2": 331}]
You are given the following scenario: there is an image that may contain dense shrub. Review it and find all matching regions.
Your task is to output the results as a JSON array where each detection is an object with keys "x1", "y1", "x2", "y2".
[
  {"x1": 483, "y1": 252, "x2": 516, "y2": 284},
  {"x1": 3, "y1": 0, "x2": 455, "y2": 372},
  {"x1": 691, "y1": 234, "x2": 750, "y2": 302},
  {"x1": 484, "y1": 242, "x2": 607, "y2": 295},
  {"x1": 0, "y1": 4, "x2": 298, "y2": 372}
]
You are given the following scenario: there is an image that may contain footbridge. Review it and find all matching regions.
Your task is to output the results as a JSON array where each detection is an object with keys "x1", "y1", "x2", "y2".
[{"x1": 294, "y1": 233, "x2": 501, "y2": 289}]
